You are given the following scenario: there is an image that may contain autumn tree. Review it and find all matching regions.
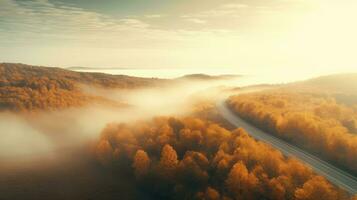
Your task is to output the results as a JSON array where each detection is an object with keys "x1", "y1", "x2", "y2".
[
  {"x1": 96, "y1": 140, "x2": 113, "y2": 166},
  {"x1": 159, "y1": 144, "x2": 179, "y2": 178},
  {"x1": 226, "y1": 161, "x2": 258, "y2": 200},
  {"x1": 228, "y1": 92, "x2": 357, "y2": 174},
  {"x1": 294, "y1": 176, "x2": 342, "y2": 200},
  {"x1": 95, "y1": 116, "x2": 352, "y2": 200},
  {"x1": 133, "y1": 150, "x2": 151, "y2": 179},
  {"x1": 196, "y1": 187, "x2": 221, "y2": 200}
]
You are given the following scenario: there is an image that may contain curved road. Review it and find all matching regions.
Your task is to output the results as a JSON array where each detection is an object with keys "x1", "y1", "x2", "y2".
[{"x1": 217, "y1": 99, "x2": 357, "y2": 195}]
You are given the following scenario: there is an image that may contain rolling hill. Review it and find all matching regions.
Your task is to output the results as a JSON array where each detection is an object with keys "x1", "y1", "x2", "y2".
[{"x1": 0, "y1": 63, "x2": 164, "y2": 111}]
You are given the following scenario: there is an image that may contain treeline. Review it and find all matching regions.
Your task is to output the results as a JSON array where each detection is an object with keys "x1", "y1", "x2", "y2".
[
  {"x1": 227, "y1": 92, "x2": 357, "y2": 175},
  {"x1": 96, "y1": 116, "x2": 353, "y2": 200},
  {"x1": 0, "y1": 63, "x2": 162, "y2": 111},
  {"x1": 0, "y1": 63, "x2": 162, "y2": 88}
]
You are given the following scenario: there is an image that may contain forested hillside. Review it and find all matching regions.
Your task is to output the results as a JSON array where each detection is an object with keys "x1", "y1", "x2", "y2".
[
  {"x1": 0, "y1": 63, "x2": 163, "y2": 111},
  {"x1": 293, "y1": 73, "x2": 357, "y2": 105},
  {"x1": 227, "y1": 75, "x2": 357, "y2": 175},
  {"x1": 300, "y1": 73, "x2": 357, "y2": 94}
]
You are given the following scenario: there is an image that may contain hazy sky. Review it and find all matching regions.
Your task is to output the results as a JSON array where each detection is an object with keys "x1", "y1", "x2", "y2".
[{"x1": 0, "y1": 0, "x2": 356, "y2": 75}]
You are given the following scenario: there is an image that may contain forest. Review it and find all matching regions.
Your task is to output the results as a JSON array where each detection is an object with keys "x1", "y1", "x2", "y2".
[
  {"x1": 0, "y1": 63, "x2": 165, "y2": 111},
  {"x1": 227, "y1": 91, "x2": 357, "y2": 175},
  {"x1": 1, "y1": 64, "x2": 356, "y2": 199},
  {"x1": 95, "y1": 116, "x2": 354, "y2": 200}
]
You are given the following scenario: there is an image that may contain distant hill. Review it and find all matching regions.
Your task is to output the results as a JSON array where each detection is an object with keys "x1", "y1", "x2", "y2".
[
  {"x1": 1, "y1": 63, "x2": 164, "y2": 88},
  {"x1": 67, "y1": 66, "x2": 131, "y2": 70},
  {"x1": 289, "y1": 73, "x2": 357, "y2": 105},
  {"x1": 177, "y1": 73, "x2": 241, "y2": 81},
  {"x1": 0, "y1": 63, "x2": 165, "y2": 111},
  {"x1": 301, "y1": 73, "x2": 357, "y2": 93}
]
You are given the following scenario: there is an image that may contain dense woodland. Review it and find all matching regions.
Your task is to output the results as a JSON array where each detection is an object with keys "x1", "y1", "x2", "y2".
[
  {"x1": 2, "y1": 64, "x2": 357, "y2": 199},
  {"x1": 0, "y1": 63, "x2": 162, "y2": 111},
  {"x1": 95, "y1": 116, "x2": 354, "y2": 200},
  {"x1": 227, "y1": 91, "x2": 357, "y2": 175}
]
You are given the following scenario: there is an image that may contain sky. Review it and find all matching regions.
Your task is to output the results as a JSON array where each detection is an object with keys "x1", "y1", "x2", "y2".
[{"x1": 0, "y1": 0, "x2": 357, "y2": 76}]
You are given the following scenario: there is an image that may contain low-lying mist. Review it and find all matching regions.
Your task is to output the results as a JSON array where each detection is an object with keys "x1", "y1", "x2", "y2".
[
  {"x1": 0, "y1": 77, "x2": 254, "y2": 199},
  {"x1": 0, "y1": 113, "x2": 54, "y2": 162},
  {"x1": 0, "y1": 78, "x2": 247, "y2": 167},
  {"x1": 0, "y1": 75, "x2": 291, "y2": 199}
]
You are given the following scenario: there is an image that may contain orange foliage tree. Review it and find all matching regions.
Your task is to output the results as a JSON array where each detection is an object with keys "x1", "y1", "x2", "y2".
[
  {"x1": 95, "y1": 116, "x2": 352, "y2": 200},
  {"x1": 228, "y1": 92, "x2": 357, "y2": 175},
  {"x1": 0, "y1": 63, "x2": 162, "y2": 111}
]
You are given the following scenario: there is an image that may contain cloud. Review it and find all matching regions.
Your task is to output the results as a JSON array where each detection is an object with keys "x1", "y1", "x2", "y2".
[
  {"x1": 145, "y1": 14, "x2": 162, "y2": 18},
  {"x1": 185, "y1": 18, "x2": 207, "y2": 24},
  {"x1": 0, "y1": 0, "x2": 239, "y2": 49},
  {"x1": 120, "y1": 18, "x2": 150, "y2": 28},
  {"x1": 3, "y1": 0, "x2": 347, "y2": 73},
  {"x1": 182, "y1": 3, "x2": 249, "y2": 19},
  {"x1": 221, "y1": 3, "x2": 249, "y2": 9},
  {"x1": 0, "y1": 0, "x2": 151, "y2": 39}
]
